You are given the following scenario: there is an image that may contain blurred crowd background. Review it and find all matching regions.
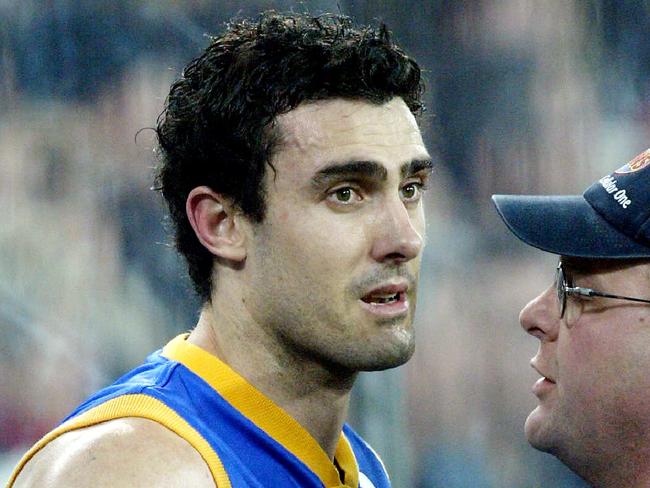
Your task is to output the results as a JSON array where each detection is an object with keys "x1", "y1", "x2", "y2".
[{"x1": 2, "y1": 1, "x2": 650, "y2": 486}]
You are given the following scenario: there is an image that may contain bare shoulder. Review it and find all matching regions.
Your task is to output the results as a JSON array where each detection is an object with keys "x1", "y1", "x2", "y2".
[{"x1": 13, "y1": 417, "x2": 215, "y2": 488}]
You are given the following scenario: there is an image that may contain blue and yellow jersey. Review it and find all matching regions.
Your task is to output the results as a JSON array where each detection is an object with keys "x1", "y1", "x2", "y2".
[{"x1": 9, "y1": 335, "x2": 390, "y2": 488}]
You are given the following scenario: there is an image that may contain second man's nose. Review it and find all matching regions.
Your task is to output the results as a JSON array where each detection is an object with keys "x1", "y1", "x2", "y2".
[{"x1": 519, "y1": 286, "x2": 561, "y2": 342}]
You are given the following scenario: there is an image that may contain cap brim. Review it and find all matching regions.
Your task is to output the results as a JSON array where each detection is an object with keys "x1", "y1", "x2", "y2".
[{"x1": 492, "y1": 194, "x2": 650, "y2": 258}]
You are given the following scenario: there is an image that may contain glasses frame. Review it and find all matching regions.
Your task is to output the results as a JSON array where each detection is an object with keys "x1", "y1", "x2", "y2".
[{"x1": 555, "y1": 262, "x2": 650, "y2": 319}]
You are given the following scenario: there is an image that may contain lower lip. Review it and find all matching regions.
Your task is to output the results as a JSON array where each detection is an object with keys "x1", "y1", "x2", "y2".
[
  {"x1": 532, "y1": 377, "x2": 556, "y2": 397},
  {"x1": 359, "y1": 294, "x2": 409, "y2": 318}
]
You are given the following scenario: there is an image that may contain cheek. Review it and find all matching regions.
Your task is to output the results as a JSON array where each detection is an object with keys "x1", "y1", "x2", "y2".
[
  {"x1": 557, "y1": 326, "x2": 611, "y2": 402},
  {"x1": 274, "y1": 210, "x2": 369, "y2": 266},
  {"x1": 561, "y1": 318, "x2": 650, "y2": 401},
  {"x1": 252, "y1": 214, "x2": 368, "y2": 306}
]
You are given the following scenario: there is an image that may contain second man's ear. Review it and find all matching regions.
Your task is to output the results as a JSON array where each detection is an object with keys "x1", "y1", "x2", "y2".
[{"x1": 186, "y1": 186, "x2": 247, "y2": 262}]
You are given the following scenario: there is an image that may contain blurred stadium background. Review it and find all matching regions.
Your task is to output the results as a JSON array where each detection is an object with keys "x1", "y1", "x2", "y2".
[{"x1": 2, "y1": 1, "x2": 650, "y2": 486}]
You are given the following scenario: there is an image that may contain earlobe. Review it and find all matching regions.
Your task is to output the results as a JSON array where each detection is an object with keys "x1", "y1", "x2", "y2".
[{"x1": 186, "y1": 186, "x2": 247, "y2": 262}]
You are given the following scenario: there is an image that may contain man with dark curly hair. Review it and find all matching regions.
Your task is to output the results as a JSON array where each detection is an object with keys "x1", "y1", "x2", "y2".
[{"x1": 9, "y1": 11, "x2": 432, "y2": 487}]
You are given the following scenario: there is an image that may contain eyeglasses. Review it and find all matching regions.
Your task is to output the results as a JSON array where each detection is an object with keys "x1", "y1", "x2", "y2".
[{"x1": 555, "y1": 262, "x2": 650, "y2": 320}]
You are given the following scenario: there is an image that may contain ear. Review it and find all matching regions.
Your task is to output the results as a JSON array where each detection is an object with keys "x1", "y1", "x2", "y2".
[{"x1": 186, "y1": 186, "x2": 247, "y2": 262}]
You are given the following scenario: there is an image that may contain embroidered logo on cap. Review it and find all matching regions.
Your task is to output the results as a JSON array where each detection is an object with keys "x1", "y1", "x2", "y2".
[
  {"x1": 598, "y1": 175, "x2": 632, "y2": 208},
  {"x1": 614, "y1": 148, "x2": 650, "y2": 174}
]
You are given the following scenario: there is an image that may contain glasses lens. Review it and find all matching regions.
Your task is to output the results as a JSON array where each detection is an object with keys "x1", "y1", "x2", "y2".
[{"x1": 555, "y1": 264, "x2": 566, "y2": 318}]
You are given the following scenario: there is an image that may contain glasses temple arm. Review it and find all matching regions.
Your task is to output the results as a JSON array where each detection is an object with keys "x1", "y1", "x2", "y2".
[{"x1": 577, "y1": 287, "x2": 650, "y2": 304}]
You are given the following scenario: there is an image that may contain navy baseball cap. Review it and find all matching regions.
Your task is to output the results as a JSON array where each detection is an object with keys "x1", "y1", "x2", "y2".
[{"x1": 492, "y1": 149, "x2": 650, "y2": 258}]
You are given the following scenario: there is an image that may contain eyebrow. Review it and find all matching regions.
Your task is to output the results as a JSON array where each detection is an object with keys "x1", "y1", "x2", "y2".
[
  {"x1": 401, "y1": 159, "x2": 434, "y2": 179},
  {"x1": 311, "y1": 158, "x2": 433, "y2": 188}
]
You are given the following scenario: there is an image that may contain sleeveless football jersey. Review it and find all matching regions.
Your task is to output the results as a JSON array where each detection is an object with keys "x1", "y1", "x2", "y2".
[{"x1": 8, "y1": 335, "x2": 391, "y2": 488}]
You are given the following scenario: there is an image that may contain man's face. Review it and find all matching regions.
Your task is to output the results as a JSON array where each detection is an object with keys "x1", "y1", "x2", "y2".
[
  {"x1": 520, "y1": 258, "x2": 650, "y2": 470},
  {"x1": 242, "y1": 97, "x2": 431, "y2": 373}
]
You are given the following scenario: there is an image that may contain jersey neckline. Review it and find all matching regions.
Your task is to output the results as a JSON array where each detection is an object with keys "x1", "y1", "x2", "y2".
[{"x1": 162, "y1": 334, "x2": 359, "y2": 488}]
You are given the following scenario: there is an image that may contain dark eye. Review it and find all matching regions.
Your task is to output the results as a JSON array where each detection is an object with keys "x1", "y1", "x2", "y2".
[
  {"x1": 401, "y1": 182, "x2": 422, "y2": 202},
  {"x1": 326, "y1": 186, "x2": 362, "y2": 205},
  {"x1": 335, "y1": 188, "x2": 352, "y2": 202}
]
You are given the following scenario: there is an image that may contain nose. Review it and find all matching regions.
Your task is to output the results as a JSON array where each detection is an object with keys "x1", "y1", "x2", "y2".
[
  {"x1": 519, "y1": 285, "x2": 560, "y2": 342},
  {"x1": 369, "y1": 197, "x2": 423, "y2": 264}
]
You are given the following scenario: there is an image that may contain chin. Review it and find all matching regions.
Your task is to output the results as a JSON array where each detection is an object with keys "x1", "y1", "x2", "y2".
[
  {"x1": 356, "y1": 334, "x2": 415, "y2": 372},
  {"x1": 524, "y1": 406, "x2": 558, "y2": 454}
]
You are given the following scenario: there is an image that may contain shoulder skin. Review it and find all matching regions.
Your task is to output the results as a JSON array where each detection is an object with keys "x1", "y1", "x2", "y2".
[{"x1": 13, "y1": 417, "x2": 215, "y2": 488}]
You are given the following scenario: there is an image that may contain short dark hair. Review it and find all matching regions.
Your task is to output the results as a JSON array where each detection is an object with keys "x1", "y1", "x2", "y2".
[{"x1": 155, "y1": 11, "x2": 424, "y2": 301}]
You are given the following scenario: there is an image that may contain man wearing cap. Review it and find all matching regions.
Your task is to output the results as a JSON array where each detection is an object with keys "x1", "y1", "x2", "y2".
[{"x1": 493, "y1": 149, "x2": 650, "y2": 487}]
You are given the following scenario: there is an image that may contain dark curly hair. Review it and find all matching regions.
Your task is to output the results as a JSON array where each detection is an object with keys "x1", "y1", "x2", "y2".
[{"x1": 155, "y1": 11, "x2": 424, "y2": 301}]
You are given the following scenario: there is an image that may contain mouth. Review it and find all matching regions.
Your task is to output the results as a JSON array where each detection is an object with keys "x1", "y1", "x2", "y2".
[
  {"x1": 531, "y1": 360, "x2": 556, "y2": 383},
  {"x1": 359, "y1": 283, "x2": 409, "y2": 318},
  {"x1": 531, "y1": 360, "x2": 556, "y2": 397}
]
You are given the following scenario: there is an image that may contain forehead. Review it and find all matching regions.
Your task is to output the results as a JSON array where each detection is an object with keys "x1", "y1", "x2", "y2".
[{"x1": 272, "y1": 97, "x2": 428, "y2": 173}]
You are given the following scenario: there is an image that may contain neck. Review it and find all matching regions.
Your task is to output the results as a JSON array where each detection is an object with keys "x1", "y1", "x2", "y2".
[
  {"x1": 563, "y1": 444, "x2": 650, "y2": 488},
  {"x1": 579, "y1": 467, "x2": 650, "y2": 488},
  {"x1": 188, "y1": 301, "x2": 357, "y2": 458}
]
